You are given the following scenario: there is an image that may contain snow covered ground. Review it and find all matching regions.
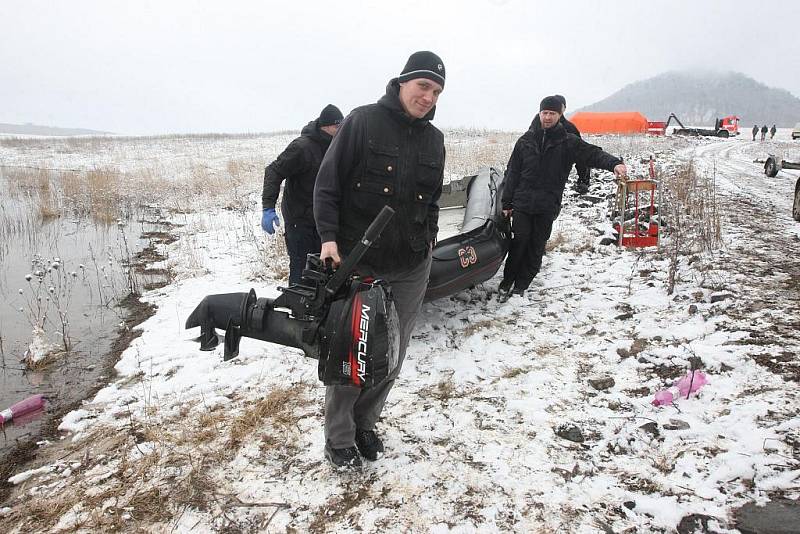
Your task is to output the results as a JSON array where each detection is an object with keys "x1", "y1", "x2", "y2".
[{"x1": 1, "y1": 131, "x2": 799, "y2": 533}]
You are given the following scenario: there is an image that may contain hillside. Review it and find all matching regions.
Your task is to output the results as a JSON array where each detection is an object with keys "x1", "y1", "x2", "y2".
[
  {"x1": 0, "y1": 122, "x2": 112, "y2": 136},
  {"x1": 574, "y1": 70, "x2": 800, "y2": 127}
]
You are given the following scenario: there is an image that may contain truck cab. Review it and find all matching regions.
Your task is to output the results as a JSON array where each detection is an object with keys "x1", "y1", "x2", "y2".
[{"x1": 716, "y1": 116, "x2": 740, "y2": 136}]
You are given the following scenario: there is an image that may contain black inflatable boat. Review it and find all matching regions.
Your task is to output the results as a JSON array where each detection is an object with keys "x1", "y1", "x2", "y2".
[{"x1": 424, "y1": 167, "x2": 510, "y2": 301}]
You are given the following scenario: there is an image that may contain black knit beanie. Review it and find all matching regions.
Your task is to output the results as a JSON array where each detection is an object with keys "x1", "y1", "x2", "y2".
[
  {"x1": 398, "y1": 51, "x2": 445, "y2": 89},
  {"x1": 540, "y1": 96, "x2": 562, "y2": 113},
  {"x1": 318, "y1": 104, "x2": 343, "y2": 126},
  {"x1": 554, "y1": 94, "x2": 566, "y2": 109}
]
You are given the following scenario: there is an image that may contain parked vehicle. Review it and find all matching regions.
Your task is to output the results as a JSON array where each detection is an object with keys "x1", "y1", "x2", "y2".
[
  {"x1": 764, "y1": 154, "x2": 800, "y2": 177},
  {"x1": 664, "y1": 113, "x2": 740, "y2": 138},
  {"x1": 792, "y1": 123, "x2": 800, "y2": 140},
  {"x1": 763, "y1": 155, "x2": 800, "y2": 221}
]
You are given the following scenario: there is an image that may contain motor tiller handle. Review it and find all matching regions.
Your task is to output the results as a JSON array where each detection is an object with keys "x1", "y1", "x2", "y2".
[{"x1": 325, "y1": 205, "x2": 395, "y2": 296}]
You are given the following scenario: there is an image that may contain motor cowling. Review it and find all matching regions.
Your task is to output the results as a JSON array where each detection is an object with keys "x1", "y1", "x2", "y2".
[{"x1": 318, "y1": 278, "x2": 399, "y2": 387}]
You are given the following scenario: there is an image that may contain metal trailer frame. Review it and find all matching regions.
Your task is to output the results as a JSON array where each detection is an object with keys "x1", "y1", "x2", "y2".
[{"x1": 616, "y1": 179, "x2": 661, "y2": 248}]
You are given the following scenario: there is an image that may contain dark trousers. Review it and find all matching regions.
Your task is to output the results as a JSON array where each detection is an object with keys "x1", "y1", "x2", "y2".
[
  {"x1": 502, "y1": 211, "x2": 554, "y2": 291},
  {"x1": 285, "y1": 223, "x2": 321, "y2": 286}
]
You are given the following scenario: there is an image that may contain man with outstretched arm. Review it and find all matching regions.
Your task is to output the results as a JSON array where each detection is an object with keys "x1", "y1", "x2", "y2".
[
  {"x1": 313, "y1": 51, "x2": 446, "y2": 469},
  {"x1": 498, "y1": 95, "x2": 628, "y2": 303},
  {"x1": 529, "y1": 94, "x2": 591, "y2": 194},
  {"x1": 261, "y1": 104, "x2": 343, "y2": 285}
]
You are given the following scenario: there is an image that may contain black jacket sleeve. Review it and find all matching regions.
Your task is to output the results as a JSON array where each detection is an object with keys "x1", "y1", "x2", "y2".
[
  {"x1": 562, "y1": 119, "x2": 590, "y2": 181},
  {"x1": 571, "y1": 136, "x2": 622, "y2": 173},
  {"x1": 501, "y1": 138, "x2": 525, "y2": 210},
  {"x1": 261, "y1": 139, "x2": 309, "y2": 209},
  {"x1": 313, "y1": 112, "x2": 364, "y2": 243}
]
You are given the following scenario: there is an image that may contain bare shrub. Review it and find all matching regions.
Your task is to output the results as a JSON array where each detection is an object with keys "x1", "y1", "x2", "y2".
[{"x1": 660, "y1": 160, "x2": 722, "y2": 293}]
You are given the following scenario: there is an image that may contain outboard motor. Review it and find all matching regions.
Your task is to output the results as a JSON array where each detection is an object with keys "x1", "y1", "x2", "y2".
[{"x1": 185, "y1": 207, "x2": 399, "y2": 388}]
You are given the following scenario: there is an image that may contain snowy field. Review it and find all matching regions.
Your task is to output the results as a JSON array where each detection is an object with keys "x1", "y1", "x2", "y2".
[{"x1": 1, "y1": 129, "x2": 799, "y2": 533}]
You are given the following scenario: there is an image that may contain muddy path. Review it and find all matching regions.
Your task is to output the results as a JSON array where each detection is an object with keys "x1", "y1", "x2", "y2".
[{"x1": 691, "y1": 140, "x2": 800, "y2": 380}]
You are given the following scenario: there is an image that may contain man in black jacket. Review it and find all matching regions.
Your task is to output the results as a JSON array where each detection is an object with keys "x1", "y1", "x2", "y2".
[
  {"x1": 314, "y1": 51, "x2": 445, "y2": 468},
  {"x1": 530, "y1": 95, "x2": 591, "y2": 194},
  {"x1": 261, "y1": 104, "x2": 343, "y2": 285},
  {"x1": 498, "y1": 95, "x2": 627, "y2": 302}
]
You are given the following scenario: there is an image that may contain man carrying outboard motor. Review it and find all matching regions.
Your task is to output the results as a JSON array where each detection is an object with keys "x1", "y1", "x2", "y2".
[
  {"x1": 314, "y1": 51, "x2": 446, "y2": 468},
  {"x1": 498, "y1": 95, "x2": 628, "y2": 303},
  {"x1": 261, "y1": 104, "x2": 344, "y2": 285}
]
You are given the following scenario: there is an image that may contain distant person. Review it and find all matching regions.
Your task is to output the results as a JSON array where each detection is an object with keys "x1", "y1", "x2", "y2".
[
  {"x1": 498, "y1": 96, "x2": 627, "y2": 302},
  {"x1": 261, "y1": 104, "x2": 344, "y2": 285},
  {"x1": 529, "y1": 94, "x2": 590, "y2": 194},
  {"x1": 770, "y1": 124, "x2": 777, "y2": 139},
  {"x1": 761, "y1": 124, "x2": 768, "y2": 141},
  {"x1": 752, "y1": 124, "x2": 758, "y2": 141}
]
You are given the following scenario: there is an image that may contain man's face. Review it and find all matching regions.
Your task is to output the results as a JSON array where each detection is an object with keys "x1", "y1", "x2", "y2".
[
  {"x1": 399, "y1": 78, "x2": 443, "y2": 119},
  {"x1": 539, "y1": 110, "x2": 561, "y2": 129},
  {"x1": 321, "y1": 124, "x2": 339, "y2": 137}
]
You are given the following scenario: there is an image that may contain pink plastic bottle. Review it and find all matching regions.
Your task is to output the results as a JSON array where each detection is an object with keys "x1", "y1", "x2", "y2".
[
  {"x1": 651, "y1": 371, "x2": 709, "y2": 407},
  {"x1": 0, "y1": 394, "x2": 46, "y2": 424}
]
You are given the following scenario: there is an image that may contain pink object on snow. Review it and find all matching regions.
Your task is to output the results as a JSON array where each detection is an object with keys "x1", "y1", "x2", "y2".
[
  {"x1": 675, "y1": 370, "x2": 709, "y2": 397},
  {"x1": 651, "y1": 371, "x2": 709, "y2": 407},
  {"x1": 0, "y1": 394, "x2": 46, "y2": 424}
]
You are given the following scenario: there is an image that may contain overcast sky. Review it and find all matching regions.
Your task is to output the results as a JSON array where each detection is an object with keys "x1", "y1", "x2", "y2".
[{"x1": 2, "y1": 0, "x2": 798, "y2": 134}]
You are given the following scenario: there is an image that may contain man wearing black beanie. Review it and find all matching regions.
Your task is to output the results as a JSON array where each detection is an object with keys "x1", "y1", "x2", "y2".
[
  {"x1": 314, "y1": 51, "x2": 445, "y2": 468},
  {"x1": 261, "y1": 104, "x2": 343, "y2": 285},
  {"x1": 498, "y1": 95, "x2": 627, "y2": 302},
  {"x1": 530, "y1": 94, "x2": 591, "y2": 194}
]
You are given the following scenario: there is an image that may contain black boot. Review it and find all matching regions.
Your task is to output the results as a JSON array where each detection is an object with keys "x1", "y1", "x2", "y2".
[
  {"x1": 355, "y1": 429, "x2": 384, "y2": 461},
  {"x1": 573, "y1": 181, "x2": 589, "y2": 195},
  {"x1": 497, "y1": 279, "x2": 513, "y2": 303},
  {"x1": 324, "y1": 441, "x2": 362, "y2": 469}
]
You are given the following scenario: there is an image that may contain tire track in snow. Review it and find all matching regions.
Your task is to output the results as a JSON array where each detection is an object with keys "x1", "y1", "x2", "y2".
[{"x1": 686, "y1": 140, "x2": 800, "y2": 380}]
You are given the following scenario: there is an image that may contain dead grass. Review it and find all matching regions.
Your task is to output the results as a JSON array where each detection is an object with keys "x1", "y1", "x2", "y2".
[
  {"x1": 0, "y1": 387, "x2": 310, "y2": 533},
  {"x1": 86, "y1": 167, "x2": 122, "y2": 222},
  {"x1": 228, "y1": 382, "x2": 314, "y2": 450},
  {"x1": 500, "y1": 365, "x2": 531, "y2": 380},
  {"x1": 59, "y1": 170, "x2": 81, "y2": 198},
  {"x1": 425, "y1": 376, "x2": 472, "y2": 403},
  {"x1": 545, "y1": 230, "x2": 568, "y2": 252},
  {"x1": 462, "y1": 318, "x2": 503, "y2": 337},
  {"x1": 249, "y1": 227, "x2": 290, "y2": 282},
  {"x1": 308, "y1": 484, "x2": 371, "y2": 532}
]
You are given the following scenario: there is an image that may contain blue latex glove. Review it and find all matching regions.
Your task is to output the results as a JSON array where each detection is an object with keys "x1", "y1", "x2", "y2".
[{"x1": 261, "y1": 208, "x2": 280, "y2": 234}]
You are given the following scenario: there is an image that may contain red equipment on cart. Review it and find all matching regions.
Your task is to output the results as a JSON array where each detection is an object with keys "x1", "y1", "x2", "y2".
[{"x1": 614, "y1": 156, "x2": 661, "y2": 248}]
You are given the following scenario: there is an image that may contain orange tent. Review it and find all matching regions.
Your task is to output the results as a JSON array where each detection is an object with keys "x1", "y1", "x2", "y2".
[{"x1": 569, "y1": 111, "x2": 649, "y2": 135}]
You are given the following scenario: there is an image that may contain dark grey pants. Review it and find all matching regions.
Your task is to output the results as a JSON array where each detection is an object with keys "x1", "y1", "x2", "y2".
[{"x1": 324, "y1": 254, "x2": 432, "y2": 448}]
